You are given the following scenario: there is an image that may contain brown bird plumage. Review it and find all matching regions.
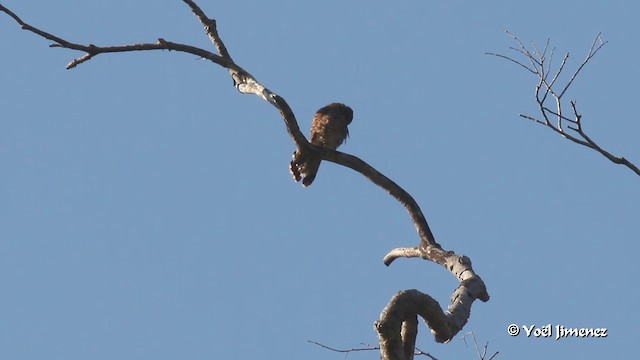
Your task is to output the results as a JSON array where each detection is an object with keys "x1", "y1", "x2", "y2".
[{"x1": 290, "y1": 103, "x2": 353, "y2": 186}]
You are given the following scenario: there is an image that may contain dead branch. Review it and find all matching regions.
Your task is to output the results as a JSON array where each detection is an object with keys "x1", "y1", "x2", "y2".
[
  {"x1": 1, "y1": 2, "x2": 489, "y2": 358},
  {"x1": 487, "y1": 32, "x2": 640, "y2": 176},
  {"x1": 308, "y1": 340, "x2": 439, "y2": 359},
  {"x1": 461, "y1": 331, "x2": 499, "y2": 360}
]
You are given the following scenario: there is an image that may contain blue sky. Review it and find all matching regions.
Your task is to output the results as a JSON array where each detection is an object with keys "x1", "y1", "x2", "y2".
[{"x1": 1, "y1": 1, "x2": 638, "y2": 359}]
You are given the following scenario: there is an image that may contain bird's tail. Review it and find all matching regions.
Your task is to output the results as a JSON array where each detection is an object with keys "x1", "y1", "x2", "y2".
[{"x1": 290, "y1": 151, "x2": 321, "y2": 187}]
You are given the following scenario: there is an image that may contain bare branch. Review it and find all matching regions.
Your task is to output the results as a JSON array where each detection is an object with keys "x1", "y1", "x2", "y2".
[
  {"x1": 484, "y1": 52, "x2": 536, "y2": 74},
  {"x1": 307, "y1": 340, "x2": 378, "y2": 354},
  {"x1": 0, "y1": 4, "x2": 231, "y2": 70},
  {"x1": 324, "y1": 151, "x2": 439, "y2": 250},
  {"x1": 461, "y1": 331, "x2": 499, "y2": 360},
  {"x1": 542, "y1": 52, "x2": 569, "y2": 104},
  {"x1": 415, "y1": 349, "x2": 439, "y2": 360},
  {"x1": 541, "y1": 106, "x2": 578, "y2": 124},
  {"x1": 506, "y1": 31, "x2": 541, "y2": 69},
  {"x1": 182, "y1": 0, "x2": 232, "y2": 60},
  {"x1": 1, "y1": 3, "x2": 491, "y2": 358},
  {"x1": 383, "y1": 247, "x2": 423, "y2": 265},
  {"x1": 489, "y1": 32, "x2": 639, "y2": 177},
  {"x1": 558, "y1": 33, "x2": 606, "y2": 98},
  {"x1": 308, "y1": 340, "x2": 439, "y2": 359}
]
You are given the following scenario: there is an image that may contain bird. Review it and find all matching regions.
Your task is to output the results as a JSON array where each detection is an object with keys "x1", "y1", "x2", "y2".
[{"x1": 290, "y1": 102, "x2": 353, "y2": 187}]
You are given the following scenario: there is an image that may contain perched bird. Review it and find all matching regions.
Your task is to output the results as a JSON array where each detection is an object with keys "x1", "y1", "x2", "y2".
[{"x1": 290, "y1": 102, "x2": 353, "y2": 187}]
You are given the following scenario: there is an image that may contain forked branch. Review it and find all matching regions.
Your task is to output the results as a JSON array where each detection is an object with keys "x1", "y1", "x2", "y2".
[
  {"x1": 1, "y1": 2, "x2": 489, "y2": 358},
  {"x1": 487, "y1": 32, "x2": 639, "y2": 176}
]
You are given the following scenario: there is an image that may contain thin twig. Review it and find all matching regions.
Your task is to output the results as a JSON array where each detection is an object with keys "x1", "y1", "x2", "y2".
[
  {"x1": 182, "y1": 0, "x2": 232, "y2": 60},
  {"x1": 461, "y1": 331, "x2": 499, "y2": 360},
  {"x1": 307, "y1": 340, "x2": 378, "y2": 354},
  {"x1": 558, "y1": 33, "x2": 606, "y2": 98},
  {"x1": 484, "y1": 52, "x2": 536, "y2": 74},
  {"x1": 308, "y1": 340, "x2": 439, "y2": 359}
]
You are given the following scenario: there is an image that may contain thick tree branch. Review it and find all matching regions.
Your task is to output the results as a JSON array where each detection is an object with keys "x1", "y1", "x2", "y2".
[
  {"x1": 1, "y1": 2, "x2": 489, "y2": 357},
  {"x1": 326, "y1": 151, "x2": 439, "y2": 250},
  {"x1": 487, "y1": 32, "x2": 640, "y2": 177}
]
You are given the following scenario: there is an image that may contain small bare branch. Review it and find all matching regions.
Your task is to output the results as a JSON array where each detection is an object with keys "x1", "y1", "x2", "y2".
[
  {"x1": 414, "y1": 348, "x2": 439, "y2": 360},
  {"x1": 383, "y1": 247, "x2": 423, "y2": 265},
  {"x1": 484, "y1": 51, "x2": 536, "y2": 74},
  {"x1": 489, "y1": 32, "x2": 640, "y2": 177},
  {"x1": 307, "y1": 340, "x2": 378, "y2": 354},
  {"x1": 558, "y1": 33, "x2": 606, "y2": 98},
  {"x1": 0, "y1": 4, "x2": 231, "y2": 70},
  {"x1": 182, "y1": 0, "x2": 232, "y2": 60},
  {"x1": 461, "y1": 331, "x2": 499, "y2": 360},
  {"x1": 308, "y1": 340, "x2": 439, "y2": 359},
  {"x1": 506, "y1": 31, "x2": 541, "y2": 70},
  {"x1": 543, "y1": 52, "x2": 569, "y2": 103},
  {"x1": 541, "y1": 106, "x2": 578, "y2": 124}
]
